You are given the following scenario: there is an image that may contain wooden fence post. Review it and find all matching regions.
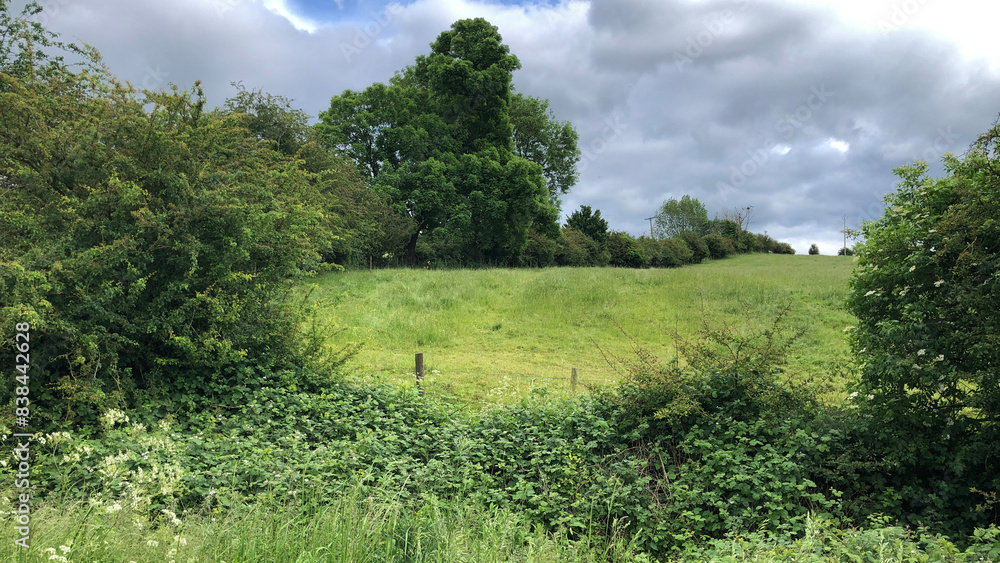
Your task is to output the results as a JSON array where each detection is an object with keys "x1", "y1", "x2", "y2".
[
  {"x1": 571, "y1": 368, "x2": 578, "y2": 394},
  {"x1": 415, "y1": 353, "x2": 425, "y2": 397}
]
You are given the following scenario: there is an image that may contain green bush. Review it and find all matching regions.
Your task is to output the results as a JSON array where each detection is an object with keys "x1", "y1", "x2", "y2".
[
  {"x1": 661, "y1": 237, "x2": 695, "y2": 264},
  {"x1": 845, "y1": 124, "x2": 1000, "y2": 535},
  {"x1": 702, "y1": 233, "x2": 735, "y2": 259},
  {"x1": 635, "y1": 236, "x2": 682, "y2": 268},
  {"x1": 607, "y1": 231, "x2": 647, "y2": 268},
  {"x1": 678, "y1": 231, "x2": 709, "y2": 262}
]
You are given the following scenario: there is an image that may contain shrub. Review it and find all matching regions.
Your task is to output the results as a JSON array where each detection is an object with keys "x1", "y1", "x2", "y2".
[
  {"x1": 846, "y1": 124, "x2": 1000, "y2": 534},
  {"x1": 773, "y1": 242, "x2": 795, "y2": 254},
  {"x1": 635, "y1": 236, "x2": 681, "y2": 268},
  {"x1": 607, "y1": 231, "x2": 647, "y2": 268},
  {"x1": 556, "y1": 226, "x2": 607, "y2": 266},
  {"x1": 702, "y1": 233, "x2": 735, "y2": 259},
  {"x1": 678, "y1": 231, "x2": 709, "y2": 262},
  {"x1": 808, "y1": 243, "x2": 819, "y2": 255},
  {"x1": 661, "y1": 237, "x2": 695, "y2": 264}
]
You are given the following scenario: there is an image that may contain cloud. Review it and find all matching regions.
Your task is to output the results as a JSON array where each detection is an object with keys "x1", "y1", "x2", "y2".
[{"x1": 14, "y1": 0, "x2": 1000, "y2": 255}]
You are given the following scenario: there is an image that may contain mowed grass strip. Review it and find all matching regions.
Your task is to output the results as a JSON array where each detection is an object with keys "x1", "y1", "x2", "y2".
[{"x1": 303, "y1": 254, "x2": 857, "y2": 406}]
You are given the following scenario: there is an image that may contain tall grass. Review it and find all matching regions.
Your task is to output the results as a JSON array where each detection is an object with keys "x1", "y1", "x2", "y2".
[
  {"x1": 302, "y1": 254, "x2": 856, "y2": 406},
  {"x1": 0, "y1": 487, "x2": 644, "y2": 562}
]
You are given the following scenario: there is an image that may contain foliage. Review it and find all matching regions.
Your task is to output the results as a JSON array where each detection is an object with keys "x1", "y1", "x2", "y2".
[
  {"x1": 566, "y1": 205, "x2": 610, "y2": 248},
  {"x1": 635, "y1": 236, "x2": 682, "y2": 268},
  {"x1": 511, "y1": 92, "x2": 581, "y2": 206},
  {"x1": 0, "y1": 11, "x2": 352, "y2": 428},
  {"x1": 661, "y1": 237, "x2": 695, "y2": 264},
  {"x1": 607, "y1": 231, "x2": 646, "y2": 268},
  {"x1": 773, "y1": 242, "x2": 796, "y2": 255},
  {"x1": 703, "y1": 233, "x2": 735, "y2": 259},
  {"x1": 675, "y1": 515, "x2": 1000, "y2": 562},
  {"x1": 837, "y1": 247, "x2": 855, "y2": 256},
  {"x1": 557, "y1": 227, "x2": 609, "y2": 266},
  {"x1": 654, "y1": 196, "x2": 710, "y2": 238},
  {"x1": 318, "y1": 18, "x2": 569, "y2": 266},
  {"x1": 845, "y1": 122, "x2": 1000, "y2": 534},
  {"x1": 809, "y1": 243, "x2": 820, "y2": 255},
  {"x1": 220, "y1": 82, "x2": 309, "y2": 156},
  {"x1": 678, "y1": 231, "x2": 709, "y2": 262}
]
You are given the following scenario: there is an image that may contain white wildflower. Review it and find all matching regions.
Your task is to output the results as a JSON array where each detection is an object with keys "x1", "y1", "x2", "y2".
[
  {"x1": 917, "y1": 349, "x2": 926, "y2": 356},
  {"x1": 864, "y1": 290, "x2": 876, "y2": 297},
  {"x1": 935, "y1": 279, "x2": 945, "y2": 287},
  {"x1": 936, "y1": 354, "x2": 945, "y2": 362},
  {"x1": 146, "y1": 539, "x2": 159, "y2": 547},
  {"x1": 909, "y1": 265, "x2": 916, "y2": 272}
]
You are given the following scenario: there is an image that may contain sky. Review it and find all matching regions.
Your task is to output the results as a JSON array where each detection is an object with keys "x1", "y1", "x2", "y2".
[{"x1": 17, "y1": 0, "x2": 1000, "y2": 254}]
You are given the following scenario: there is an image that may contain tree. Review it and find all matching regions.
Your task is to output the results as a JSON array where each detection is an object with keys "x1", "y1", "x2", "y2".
[
  {"x1": 565, "y1": 205, "x2": 609, "y2": 248},
  {"x1": 510, "y1": 93, "x2": 581, "y2": 206},
  {"x1": 318, "y1": 18, "x2": 561, "y2": 265},
  {"x1": 654, "y1": 195, "x2": 709, "y2": 238},
  {"x1": 846, "y1": 121, "x2": 1000, "y2": 527},
  {"x1": 837, "y1": 247, "x2": 854, "y2": 256},
  {"x1": 221, "y1": 82, "x2": 309, "y2": 156},
  {"x1": 808, "y1": 243, "x2": 819, "y2": 255}
]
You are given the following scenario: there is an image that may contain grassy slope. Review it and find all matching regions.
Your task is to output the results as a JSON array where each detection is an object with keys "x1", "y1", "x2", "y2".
[{"x1": 304, "y1": 254, "x2": 856, "y2": 406}]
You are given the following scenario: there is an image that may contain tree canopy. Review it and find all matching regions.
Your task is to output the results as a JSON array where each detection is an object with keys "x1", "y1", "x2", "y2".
[
  {"x1": 318, "y1": 18, "x2": 572, "y2": 265},
  {"x1": 654, "y1": 195, "x2": 710, "y2": 238}
]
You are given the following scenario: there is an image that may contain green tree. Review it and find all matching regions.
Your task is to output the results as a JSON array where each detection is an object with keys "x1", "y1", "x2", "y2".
[
  {"x1": 510, "y1": 92, "x2": 580, "y2": 207},
  {"x1": 565, "y1": 205, "x2": 609, "y2": 248},
  {"x1": 221, "y1": 82, "x2": 309, "y2": 156},
  {"x1": 808, "y1": 243, "x2": 819, "y2": 255},
  {"x1": 654, "y1": 195, "x2": 709, "y2": 238},
  {"x1": 846, "y1": 123, "x2": 1000, "y2": 529},
  {"x1": 318, "y1": 19, "x2": 566, "y2": 265}
]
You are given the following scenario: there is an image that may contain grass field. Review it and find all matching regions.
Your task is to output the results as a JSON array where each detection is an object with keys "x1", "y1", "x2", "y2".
[{"x1": 303, "y1": 254, "x2": 857, "y2": 406}]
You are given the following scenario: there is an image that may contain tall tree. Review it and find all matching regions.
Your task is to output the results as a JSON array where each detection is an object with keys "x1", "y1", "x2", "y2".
[
  {"x1": 510, "y1": 93, "x2": 580, "y2": 206},
  {"x1": 654, "y1": 195, "x2": 710, "y2": 238},
  {"x1": 318, "y1": 18, "x2": 563, "y2": 265}
]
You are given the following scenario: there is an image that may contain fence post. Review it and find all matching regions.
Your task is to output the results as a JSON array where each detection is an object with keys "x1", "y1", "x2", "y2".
[
  {"x1": 415, "y1": 353, "x2": 425, "y2": 397},
  {"x1": 571, "y1": 368, "x2": 578, "y2": 394}
]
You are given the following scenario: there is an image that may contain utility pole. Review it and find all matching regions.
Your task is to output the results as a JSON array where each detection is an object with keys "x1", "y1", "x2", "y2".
[
  {"x1": 645, "y1": 216, "x2": 655, "y2": 238},
  {"x1": 840, "y1": 216, "x2": 848, "y2": 256}
]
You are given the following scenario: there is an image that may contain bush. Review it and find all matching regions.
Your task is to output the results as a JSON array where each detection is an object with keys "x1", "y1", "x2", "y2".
[
  {"x1": 678, "y1": 231, "x2": 709, "y2": 262},
  {"x1": 635, "y1": 236, "x2": 681, "y2": 268},
  {"x1": 702, "y1": 233, "x2": 735, "y2": 259},
  {"x1": 836, "y1": 247, "x2": 854, "y2": 256},
  {"x1": 846, "y1": 124, "x2": 1000, "y2": 535},
  {"x1": 607, "y1": 231, "x2": 647, "y2": 268},
  {"x1": 556, "y1": 226, "x2": 607, "y2": 266},
  {"x1": 661, "y1": 237, "x2": 695, "y2": 264},
  {"x1": 520, "y1": 227, "x2": 559, "y2": 267},
  {"x1": 773, "y1": 242, "x2": 795, "y2": 254},
  {"x1": 808, "y1": 243, "x2": 819, "y2": 255}
]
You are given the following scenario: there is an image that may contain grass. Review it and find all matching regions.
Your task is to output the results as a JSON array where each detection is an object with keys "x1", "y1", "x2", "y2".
[
  {"x1": 0, "y1": 488, "x2": 643, "y2": 562},
  {"x1": 302, "y1": 254, "x2": 857, "y2": 406}
]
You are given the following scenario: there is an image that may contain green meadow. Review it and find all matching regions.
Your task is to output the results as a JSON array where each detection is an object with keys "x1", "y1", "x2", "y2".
[{"x1": 305, "y1": 254, "x2": 857, "y2": 406}]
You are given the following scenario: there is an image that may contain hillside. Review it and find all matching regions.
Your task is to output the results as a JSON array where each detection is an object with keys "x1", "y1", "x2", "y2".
[{"x1": 304, "y1": 254, "x2": 856, "y2": 405}]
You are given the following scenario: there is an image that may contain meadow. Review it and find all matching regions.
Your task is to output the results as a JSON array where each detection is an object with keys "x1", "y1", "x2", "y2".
[{"x1": 305, "y1": 254, "x2": 857, "y2": 406}]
